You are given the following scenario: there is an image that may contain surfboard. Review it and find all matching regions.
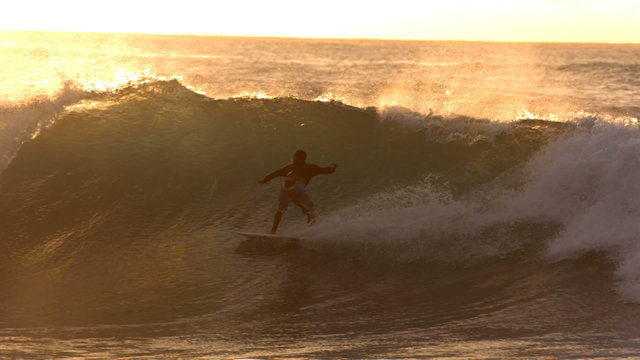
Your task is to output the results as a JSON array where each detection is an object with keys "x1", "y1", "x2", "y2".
[
  {"x1": 235, "y1": 231, "x2": 301, "y2": 254},
  {"x1": 235, "y1": 231, "x2": 300, "y2": 241}
]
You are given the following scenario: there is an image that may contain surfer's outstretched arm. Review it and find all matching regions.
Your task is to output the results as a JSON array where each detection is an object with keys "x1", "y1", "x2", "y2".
[
  {"x1": 313, "y1": 163, "x2": 339, "y2": 175},
  {"x1": 258, "y1": 165, "x2": 291, "y2": 184}
]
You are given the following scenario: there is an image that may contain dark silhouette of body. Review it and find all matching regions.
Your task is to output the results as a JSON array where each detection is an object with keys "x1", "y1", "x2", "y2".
[{"x1": 258, "y1": 150, "x2": 338, "y2": 234}]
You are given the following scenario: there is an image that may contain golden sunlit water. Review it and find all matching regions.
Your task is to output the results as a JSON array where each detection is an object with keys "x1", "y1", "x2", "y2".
[{"x1": 1, "y1": 30, "x2": 640, "y2": 359}]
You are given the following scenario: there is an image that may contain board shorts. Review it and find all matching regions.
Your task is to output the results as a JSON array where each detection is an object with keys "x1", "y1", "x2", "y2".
[{"x1": 278, "y1": 180, "x2": 314, "y2": 215}]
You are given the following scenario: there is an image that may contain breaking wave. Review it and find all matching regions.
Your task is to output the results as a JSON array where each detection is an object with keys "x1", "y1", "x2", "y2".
[{"x1": 1, "y1": 79, "x2": 639, "y2": 330}]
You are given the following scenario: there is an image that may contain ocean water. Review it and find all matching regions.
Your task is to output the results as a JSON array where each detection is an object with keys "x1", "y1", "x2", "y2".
[{"x1": 1, "y1": 31, "x2": 640, "y2": 359}]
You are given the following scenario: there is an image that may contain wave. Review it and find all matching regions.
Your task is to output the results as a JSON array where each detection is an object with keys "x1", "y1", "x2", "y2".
[
  {"x1": 1, "y1": 79, "x2": 639, "y2": 327},
  {"x1": 0, "y1": 79, "x2": 566, "y2": 243}
]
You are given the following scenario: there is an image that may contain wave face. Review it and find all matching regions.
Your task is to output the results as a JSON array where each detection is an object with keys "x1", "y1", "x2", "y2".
[
  {"x1": 0, "y1": 80, "x2": 561, "y2": 260},
  {"x1": 1, "y1": 80, "x2": 640, "y2": 358}
]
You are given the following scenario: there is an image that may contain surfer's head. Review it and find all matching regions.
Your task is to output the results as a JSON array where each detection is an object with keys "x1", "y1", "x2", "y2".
[{"x1": 293, "y1": 149, "x2": 306, "y2": 165}]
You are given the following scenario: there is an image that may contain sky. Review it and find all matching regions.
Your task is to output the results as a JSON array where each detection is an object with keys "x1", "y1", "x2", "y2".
[{"x1": 2, "y1": 0, "x2": 639, "y2": 43}]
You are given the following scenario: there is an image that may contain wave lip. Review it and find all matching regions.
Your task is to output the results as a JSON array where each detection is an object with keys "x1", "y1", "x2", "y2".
[{"x1": 0, "y1": 82, "x2": 89, "y2": 172}]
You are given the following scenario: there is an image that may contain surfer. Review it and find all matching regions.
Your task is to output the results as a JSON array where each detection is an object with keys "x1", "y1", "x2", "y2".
[{"x1": 258, "y1": 149, "x2": 339, "y2": 234}]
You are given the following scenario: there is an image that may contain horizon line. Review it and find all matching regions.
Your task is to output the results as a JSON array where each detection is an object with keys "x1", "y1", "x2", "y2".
[{"x1": 2, "y1": 29, "x2": 639, "y2": 45}]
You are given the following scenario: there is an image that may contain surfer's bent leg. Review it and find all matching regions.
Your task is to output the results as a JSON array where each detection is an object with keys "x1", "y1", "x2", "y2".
[
  {"x1": 271, "y1": 186, "x2": 290, "y2": 234},
  {"x1": 287, "y1": 182, "x2": 315, "y2": 226},
  {"x1": 278, "y1": 185, "x2": 290, "y2": 214}
]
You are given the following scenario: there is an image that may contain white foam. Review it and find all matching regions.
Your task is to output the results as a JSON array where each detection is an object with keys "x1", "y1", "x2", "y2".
[
  {"x1": 299, "y1": 181, "x2": 511, "y2": 263},
  {"x1": 511, "y1": 117, "x2": 640, "y2": 301},
  {"x1": 305, "y1": 115, "x2": 640, "y2": 301}
]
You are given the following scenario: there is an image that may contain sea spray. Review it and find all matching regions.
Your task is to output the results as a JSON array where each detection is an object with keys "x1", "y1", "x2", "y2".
[{"x1": 0, "y1": 82, "x2": 87, "y2": 172}]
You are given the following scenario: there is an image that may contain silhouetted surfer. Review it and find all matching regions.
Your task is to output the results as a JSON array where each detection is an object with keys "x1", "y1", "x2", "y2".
[{"x1": 258, "y1": 149, "x2": 339, "y2": 234}]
